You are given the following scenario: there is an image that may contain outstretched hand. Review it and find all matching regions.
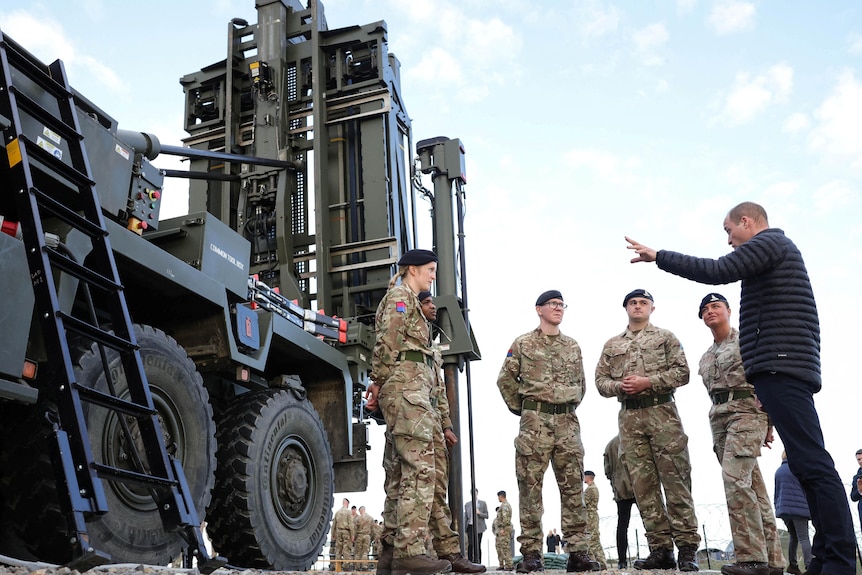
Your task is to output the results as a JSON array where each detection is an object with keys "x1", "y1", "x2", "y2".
[{"x1": 626, "y1": 236, "x2": 657, "y2": 263}]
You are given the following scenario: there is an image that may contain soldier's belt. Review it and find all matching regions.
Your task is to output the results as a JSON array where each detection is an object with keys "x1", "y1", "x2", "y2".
[
  {"x1": 622, "y1": 393, "x2": 674, "y2": 410},
  {"x1": 710, "y1": 389, "x2": 754, "y2": 405},
  {"x1": 397, "y1": 350, "x2": 434, "y2": 366},
  {"x1": 521, "y1": 399, "x2": 576, "y2": 415}
]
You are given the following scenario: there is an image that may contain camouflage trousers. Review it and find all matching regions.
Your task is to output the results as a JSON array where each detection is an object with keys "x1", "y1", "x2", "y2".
[
  {"x1": 496, "y1": 528, "x2": 513, "y2": 568},
  {"x1": 711, "y1": 402, "x2": 784, "y2": 566},
  {"x1": 587, "y1": 513, "x2": 608, "y2": 568},
  {"x1": 514, "y1": 409, "x2": 590, "y2": 554},
  {"x1": 378, "y1": 363, "x2": 441, "y2": 557},
  {"x1": 335, "y1": 529, "x2": 353, "y2": 565},
  {"x1": 618, "y1": 402, "x2": 700, "y2": 551},
  {"x1": 354, "y1": 534, "x2": 372, "y2": 568}
]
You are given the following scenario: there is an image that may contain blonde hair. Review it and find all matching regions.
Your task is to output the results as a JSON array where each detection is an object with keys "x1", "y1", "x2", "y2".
[{"x1": 388, "y1": 266, "x2": 409, "y2": 288}]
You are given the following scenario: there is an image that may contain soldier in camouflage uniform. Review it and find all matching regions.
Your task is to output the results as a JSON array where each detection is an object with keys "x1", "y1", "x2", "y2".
[
  {"x1": 355, "y1": 506, "x2": 375, "y2": 570},
  {"x1": 595, "y1": 289, "x2": 700, "y2": 572},
  {"x1": 497, "y1": 290, "x2": 600, "y2": 574},
  {"x1": 697, "y1": 293, "x2": 785, "y2": 575},
  {"x1": 582, "y1": 472, "x2": 607, "y2": 570},
  {"x1": 493, "y1": 490, "x2": 514, "y2": 570},
  {"x1": 333, "y1": 498, "x2": 355, "y2": 571}
]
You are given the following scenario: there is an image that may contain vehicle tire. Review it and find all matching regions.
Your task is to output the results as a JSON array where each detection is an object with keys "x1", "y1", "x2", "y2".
[
  {"x1": 207, "y1": 388, "x2": 334, "y2": 570},
  {"x1": 5, "y1": 325, "x2": 216, "y2": 565}
]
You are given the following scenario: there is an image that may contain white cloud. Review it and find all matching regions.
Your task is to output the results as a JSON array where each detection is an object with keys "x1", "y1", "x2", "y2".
[
  {"x1": 782, "y1": 112, "x2": 810, "y2": 134},
  {"x1": 719, "y1": 63, "x2": 793, "y2": 125},
  {"x1": 677, "y1": 0, "x2": 698, "y2": 13},
  {"x1": 632, "y1": 23, "x2": 669, "y2": 67},
  {"x1": 812, "y1": 180, "x2": 857, "y2": 213},
  {"x1": 848, "y1": 33, "x2": 862, "y2": 55},
  {"x1": 708, "y1": 0, "x2": 756, "y2": 36},
  {"x1": 0, "y1": 9, "x2": 129, "y2": 97},
  {"x1": 809, "y1": 70, "x2": 862, "y2": 168},
  {"x1": 574, "y1": 0, "x2": 621, "y2": 38}
]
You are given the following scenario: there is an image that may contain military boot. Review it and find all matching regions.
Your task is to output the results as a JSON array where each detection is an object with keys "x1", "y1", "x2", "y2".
[
  {"x1": 377, "y1": 543, "x2": 394, "y2": 575},
  {"x1": 720, "y1": 562, "x2": 769, "y2": 575},
  {"x1": 566, "y1": 551, "x2": 601, "y2": 572},
  {"x1": 677, "y1": 546, "x2": 699, "y2": 572},
  {"x1": 633, "y1": 548, "x2": 676, "y2": 570},
  {"x1": 391, "y1": 554, "x2": 452, "y2": 575},
  {"x1": 516, "y1": 550, "x2": 544, "y2": 573},
  {"x1": 439, "y1": 553, "x2": 486, "y2": 574}
]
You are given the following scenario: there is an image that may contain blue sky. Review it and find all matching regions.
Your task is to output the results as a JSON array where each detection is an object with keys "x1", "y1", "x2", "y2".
[{"x1": 3, "y1": 0, "x2": 861, "y2": 560}]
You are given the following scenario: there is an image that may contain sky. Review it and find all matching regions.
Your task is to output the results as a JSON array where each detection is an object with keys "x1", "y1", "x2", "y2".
[{"x1": 3, "y1": 0, "x2": 861, "y2": 563}]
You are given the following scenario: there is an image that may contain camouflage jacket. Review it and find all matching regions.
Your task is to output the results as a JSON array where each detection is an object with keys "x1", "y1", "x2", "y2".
[
  {"x1": 431, "y1": 344, "x2": 452, "y2": 430},
  {"x1": 493, "y1": 500, "x2": 513, "y2": 535},
  {"x1": 698, "y1": 328, "x2": 753, "y2": 393},
  {"x1": 595, "y1": 323, "x2": 690, "y2": 399},
  {"x1": 354, "y1": 512, "x2": 374, "y2": 537},
  {"x1": 584, "y1": 482, "x2": 599, "y2": 512},
  {"x1": 333, "y1": 507, "x2": 354, "y2": 534},
  {"x1": 372, "y1": 283, "x2": 431, "y2": 385},
  {"x1": 497, "y1": 327, "x2": 586, "y2": 413}
]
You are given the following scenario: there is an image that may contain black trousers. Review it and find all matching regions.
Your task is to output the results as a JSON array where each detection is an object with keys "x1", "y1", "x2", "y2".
[
  {"x1": 466, "y1": 525, "x2": 483, "y2": 563},
  {"x1": 753, "y1": 373, "x2": 855, "y2": 575},
  {"x1": 616, "y1": 498, "x2": 637, "y2": 565}
]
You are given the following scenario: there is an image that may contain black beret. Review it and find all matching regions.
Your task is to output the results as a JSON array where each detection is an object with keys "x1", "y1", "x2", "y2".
[
  {"x1": 698, "y1": 292, "x2": 729, "y2": 318},
  {"x1": 584, "y1": 470, "x2": 595, "y2": 477},
  {"x1": 417, "y1": 290, "x2": 433, "y2": 302},
  {"x1": 622, "y1": 289, "x2": 654, "y2": 307},
  {"x1": 397, "y1": 249, "x2": 438, "y2": 266},
  {"x1": 535, "y1": 289, "x2": 564, "y2": 306}
]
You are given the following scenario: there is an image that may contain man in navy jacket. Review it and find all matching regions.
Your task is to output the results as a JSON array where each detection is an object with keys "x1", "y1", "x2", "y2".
[{"x1": 625, "y1": 201, "x2": 855, "y2": 575}]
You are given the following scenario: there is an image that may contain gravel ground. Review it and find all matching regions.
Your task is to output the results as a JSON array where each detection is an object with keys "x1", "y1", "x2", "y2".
[{"x1": 0, "y1": 563, "x2": 722, "y2": 575}]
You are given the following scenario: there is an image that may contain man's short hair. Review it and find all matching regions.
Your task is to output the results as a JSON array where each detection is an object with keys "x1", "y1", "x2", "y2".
[
  {"x1": 856, "y1": 448, "x2": 862, "y2": 456},
  {"x1": 497, "y1": 490, "x2": 506, "y2": 497},
  {"x1": 728, "y1": 201, "x2": 768, "y2": 225}
]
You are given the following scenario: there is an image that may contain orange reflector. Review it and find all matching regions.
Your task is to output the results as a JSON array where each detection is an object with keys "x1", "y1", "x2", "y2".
[{"x1": 22, "y1": 360, "x2": 37, "y2": 380}]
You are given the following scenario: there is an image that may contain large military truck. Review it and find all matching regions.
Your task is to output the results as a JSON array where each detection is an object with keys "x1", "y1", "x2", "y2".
[{"x1": 0, "y1": 0, "x2": 477, "y2": 571}]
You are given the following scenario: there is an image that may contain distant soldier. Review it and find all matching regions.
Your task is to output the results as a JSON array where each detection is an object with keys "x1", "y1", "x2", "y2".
[
  {"x1": 497, "y1": 289, "x2": 600, "y2": 573},
  {"x1": 697, "y1": 293, "x2": 784, "y2": 575},
  {"x1": 493, "y1": 491, "x2": 514, "y2": 571},
  {"x1": 583, "y1": 472, "x2": 607, "y2": 570},
  {"x1": 355, "y1": 506, "x2": 375, "y2": 570},
  {"x1": 595, "y1": 289, "x2": 700, "y2": 571},
  {"x1": 333, "y1": 498, "x2": 355, "y2": 571},
  {"x1": 371, "y1": 519, "x2": 383, "y2": 563},
  {"x1": 603, "y1": 434, "x2": 638, "y2": 568}
]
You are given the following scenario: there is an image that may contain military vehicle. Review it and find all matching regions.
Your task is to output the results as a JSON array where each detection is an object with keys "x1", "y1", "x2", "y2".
[{"x1": 0, "y1": 0, "x2": 477, "y2": 571}]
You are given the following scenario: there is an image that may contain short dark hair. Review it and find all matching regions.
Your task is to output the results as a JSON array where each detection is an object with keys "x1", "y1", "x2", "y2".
[
  {"x1": 497, "y1": 490, "x2": 506, "y2": 497},
  {"x1": 856, "y1": 448, "x2": 862, "y2": 456}
]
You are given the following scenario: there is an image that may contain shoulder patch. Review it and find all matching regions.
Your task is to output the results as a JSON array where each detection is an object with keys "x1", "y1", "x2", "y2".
[
  {"x1": 506, "y1": 349, "x2": 513, "y2": 357},
  {"x1": 395, "y1": 301, "x2": 406, "y2": 313}
]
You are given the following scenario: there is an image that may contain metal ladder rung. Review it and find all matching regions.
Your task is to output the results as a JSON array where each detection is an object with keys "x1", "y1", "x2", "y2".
[
  {"x1": 72, "y1": 383, "x2": 157, "y2": 418},
  {"x1": 10, "y1": 86, "x2": 83, "y2": 144},
  {"x1": 31, "y1": 186, "x2": 105, "y2": 239},
  {"x1": 21, "y1": 136, "x2": 95, "y2": 188},
  {"x1": 45, "y1": 247, "x2": 123, "y2": 294},
  {"x1": 57, "y1": 312, "x2": 136, "y2": 353},
  {"x1": 92, "y1": 462, "x2": 176, "y2": 489},
  {"x1": 1, "y1": 36, "x2": 73, "y2": 101}
]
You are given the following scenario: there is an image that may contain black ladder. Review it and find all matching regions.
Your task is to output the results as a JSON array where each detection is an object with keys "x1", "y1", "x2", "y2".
[{"x1": 0, "y1": 32, "x2": 222, "y2": 572}]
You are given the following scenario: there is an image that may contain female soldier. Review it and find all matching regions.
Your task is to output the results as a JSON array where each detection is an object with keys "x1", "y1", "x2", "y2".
[{"x1": 365, "y1": 249, "x2": 451, "y2": 575}]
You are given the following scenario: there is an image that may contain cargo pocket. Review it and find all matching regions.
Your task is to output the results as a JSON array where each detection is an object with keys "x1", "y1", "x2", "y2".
[
  {"x1": 727, "y1": 416, "x2": 767, "y2": 458},
  {"x1": 514, "y1": 410, "x2": 540, "y2": 457}
]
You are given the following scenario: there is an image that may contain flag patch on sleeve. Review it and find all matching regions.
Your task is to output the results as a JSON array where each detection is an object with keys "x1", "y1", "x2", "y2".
[
  {"x1": 395, "y1": 301, "x2": 406, "y2": 313},
  {"x1": 506, "y1": 349, "x2": 513, "y2": 357}
]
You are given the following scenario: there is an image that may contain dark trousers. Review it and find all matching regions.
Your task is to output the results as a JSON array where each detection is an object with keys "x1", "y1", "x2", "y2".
[
  {"x1": 466, "y1": 525, "x2": 483, "y2": 563},
  {"x1": 616, "y1": 498, "x2": 637, "y2": 565},
  {"x1": 753, "y1": 373, "x2": 855, "y2": 575}
]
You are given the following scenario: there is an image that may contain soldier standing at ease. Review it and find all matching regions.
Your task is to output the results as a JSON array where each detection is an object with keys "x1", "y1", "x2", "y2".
[
  {"x1": 697, "y1": 293, "x2": 784, "y2": 575},
  {"x1": 366, "y1": 272, "x2": 482, "y2": 575},
  {"x1": 333, "y1": 498, "x2": 355, "y2": 571},
  {"x1": 497, "y1": 289, "x2": 600, "y2": 574},
  {"x1": 583, "y1": 471, "x2": 608, "y2": 570},
  {"x1": 603, "y1": 434, "x2": 638, "y2": 568},
  {"x1": 364, "y1": 249, "x2": 451, "y2": 575},
  {"x1": 595, "y1": 289, "x2": 700, "y2": 572},
  {"x1": 355, "y1": 506, "x2": 375, "y2": 570},
  {"x1": 493, "y1": 490, "x2": 514, "y2": 571}
]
